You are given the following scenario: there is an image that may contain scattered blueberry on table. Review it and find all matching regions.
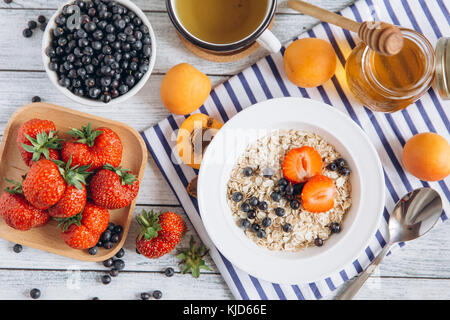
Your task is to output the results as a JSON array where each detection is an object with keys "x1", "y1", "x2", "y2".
[
  {"x1": 152, "y1": 290, "x2": 162, "y2": 300},
  {"x1": 140, "y1": 292, "x2": 150, "y2": 300},
  {"x1": 13, "y1": 244, "x2": 22, "y2": 253},
  {"x1": 30, "y1": 288, "x2": 41, "y2": 299},
  {"x1": 164, "y1": 267, "x2": 175, "y2": 277}
]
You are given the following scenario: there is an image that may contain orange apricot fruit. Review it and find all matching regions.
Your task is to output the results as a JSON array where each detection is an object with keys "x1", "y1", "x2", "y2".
[
  {"x1": 177, "y1": 113, "x2": 223, "y2": 169},
  {"x1": 402, "y1": 132, "x2": 450, "y2": 181},
  {"x1": 283, "y1": 38, "x2": 337, "y2": 88},
  {"x1": 160, "y1": 63, "x2": 211, "y2": 115}
]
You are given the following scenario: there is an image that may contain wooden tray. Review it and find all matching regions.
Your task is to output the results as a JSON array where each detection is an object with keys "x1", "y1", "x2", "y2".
[{"x1": 0, "y1": 103, "x2": 147, "y2": 262}]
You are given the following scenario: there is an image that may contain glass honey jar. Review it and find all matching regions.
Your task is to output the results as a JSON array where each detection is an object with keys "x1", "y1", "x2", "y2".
[{"x1": 345, "y1": 28, "x2": 436, "y2": 113}]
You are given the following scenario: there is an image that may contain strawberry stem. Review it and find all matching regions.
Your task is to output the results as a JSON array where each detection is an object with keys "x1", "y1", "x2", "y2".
[
  {"x1": 176, "y1": 236, "x2": 212, "y2": 278},
  {"x1": 136, "y1": 210, "x2": 162, "y2": 241},
  {"x1": 53, "y1": 156, "x2": 91, "y2": 190},
  {"x1": 103, "y1": 163, "x2": 137, "y2": 186},
  {"x1": 21, "y1": 130, "x2": 62, "y2": 162},
  {"x1": 4, "y1": 178, "x2": 23, "y2": 195},
  {"x1": 67, "y1": 123, "x2": 102, "y2": 148},
  {"x1": 54, "y1": 212, "x2": 83, "y2": 232}
]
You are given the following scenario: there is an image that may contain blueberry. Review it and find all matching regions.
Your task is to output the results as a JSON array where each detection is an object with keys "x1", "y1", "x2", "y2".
[
  {"x1": 37, "y1": 15, "x2": 46, "y2": 24},
  {"x1": 101, "y1": 275, "x2": 111, "y2": 285},
  {"x1": 292, "y1": 183, "x2": 305, "y2": 196},
  {"x1": 39, "y1": 22, "x2": 47, "y2": 31},
  {"x1": 88, "y1": 246, "x2": 98, "y2": 255},
  {"x1": 113, "y1": 259, "x2": 125, "y2": 271},
  {"x1": 13, "y1": 244, "x2": 22, "y2": 253},
  {"x1": 251, "y1": 223, "x2": 260, "y2": 232},
  {"x1": 240, "y1": 218, "x2": 251, "y2": 229},
  {"x1": 271, "y1": 192, "x2": 282, "y2": 202},
  {"x1": 103, "y1": 241, "x2": 113, "y2": 249},
  {"x1": 103, "y1": 258, "x2": 114, "y2": 267},
  {"x1": 110, "y1": 268, "x2": 119, "y2": 277},
  {"x1": 31, "y1": 96, "x2": 41, "y2": 103},
  {"x1": 152, "y1": 290, "x2": 162, "y2": 300},
  {"x1": 314, "y1": 237, "x2": 324, "y2": 247},
  {"x1": 102, "y1": 230, "x2": 112, "y2": 242},
  {"x1": 231, "y1": 192, "x2": 243, "y2": 202},
  {"x1": 164, "y1": 267, "x2": 175, "y2": 277},
  {"x1": 84, "y1": 21, "x2": 97, "y2": 33},
  {"x1": 282, "y1": 223, "x2": 293, "y2": 233},
  {"x1": 240, "y1": 202, "x2": 250, "y2": 212},
  {"x1": 247, "y1": 210, "x2": 256, "y2": 220},
  {"x1": 278, "y1": 178, "x2": 289, "y2": 187},
  {"x1": 261, "y1": 217, "x2": 272, "y2": 228},
  {"x1": 326, "y1": 162, "x2": 338, "y2": 171},
  {"x1": 257, "y1": 229, "x2": 266, "y2": 239},
  {"x1": 28, "y1": 20, "x2": 37, "y2": 29},
  {"x1": 110, "y1": 233, "x2": 120, "y2": 243},
  {"x1": 285, "y1": 184, "x2": 294, "y2": 195},
  {"x1": 113, "y1": 225, "x2": 123, "y2": 234},
  {"x1": 118, "y1": 84, "x2": 129, "y2": 94},
  {"x1": 243, "y1": 167, "x2": 253, "y2": 177},
  {"x1": 335, "y1": 158, "x2": 347, "y2": 168},
  {"x1": 125, "y1": 75, "x2": 135, "y2": 86},
  {"x1": 338, "y1": 167, "x2": 351, "y2": 176},
  {"x1": 262, "y1": 168, "x2": 274, "y2": 178},
  {"x1": 257, "y1": 201, "x2": 268, "y2": 211},
  {"x1": 115, "y1": 248, "x2": 125, "y2": 258},
  {"x1": 275, "y1": 207, "x2": 285, "y2": 217},
  {"x1": 330, "y1": 222, "x2": 341, "y2": 233},
  {"x1": 290, "y1": 200, "x2": 300, "y2": 210},
  {"x1": 23, "y1": 28, "x2": 32, "y2": 38},
  {"x1": 30, "y1": 288, "x2": 41, "y2": 299},
  {"x1": 141, "y1": 292, "x2": 150, "y2": 300},
  {"x1": 249, "y1": 196, "x2": 259, "y2": 207}
]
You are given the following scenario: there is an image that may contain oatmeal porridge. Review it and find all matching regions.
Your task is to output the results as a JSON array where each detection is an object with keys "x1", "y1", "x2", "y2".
[{"x1": 226, "y1": 129, "x2": 352, "y2": 251}]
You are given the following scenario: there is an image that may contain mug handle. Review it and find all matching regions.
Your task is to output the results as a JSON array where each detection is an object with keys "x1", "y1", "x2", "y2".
[{"x1": 256, "y1": 29, "x2": 282, "y2": 53}]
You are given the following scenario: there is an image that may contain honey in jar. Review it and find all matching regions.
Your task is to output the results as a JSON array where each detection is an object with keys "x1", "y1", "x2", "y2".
[{"x1": 345, "y1": 28, "x2": 435, "y2": 112}]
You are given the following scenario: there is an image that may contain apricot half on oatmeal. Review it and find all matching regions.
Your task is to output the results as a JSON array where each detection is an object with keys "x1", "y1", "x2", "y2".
[
  {"x1": 283, "y1": 38, "x2": 337, "y2": 88},
  {"x1": 160, "y1": 63, "x2": 211, "y2": 115},
  {"x1": 177, "y1": 113, "x2": 223, "y2": 169}
]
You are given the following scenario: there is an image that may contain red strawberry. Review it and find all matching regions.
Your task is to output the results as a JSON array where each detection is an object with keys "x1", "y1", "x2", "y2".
[
  {"x1": 90, "y1": 164, "x2": 140, "y2": 209},
  {"x1": 22, "y1": 158, "x2": 90, "y2": 211},
  {"x1": 22, "y1": 159, "x2": 66, "y2": 210},
  {"x1": 61, "y1": 124, "x2": 122, "y2": 171},
  {"x1": 48, "y1": 184, "x2": 87, "y2": 218},
  {"x1": 16, "y1": 119, "x2": 62, "y2": 167},
  {"x1": 301, "y1": 175, "x2": 336, "y2": 213},
  {"x1": 136, "y1": 210, "x2": 185, "y2": 259},
  {"x1": 0, "y1": 179, "x2": 50, "y2": 231},
  {"x1": 58, "y1": 202, "x2": 110, "y2": 249},
  {"x1": 282, "y1": 146, "x2": 323, "y2": 183}
]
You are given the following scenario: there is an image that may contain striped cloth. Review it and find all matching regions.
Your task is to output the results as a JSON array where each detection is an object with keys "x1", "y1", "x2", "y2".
[{"x1": 142, "y1": 0, "x2": 450, "y2": 300}]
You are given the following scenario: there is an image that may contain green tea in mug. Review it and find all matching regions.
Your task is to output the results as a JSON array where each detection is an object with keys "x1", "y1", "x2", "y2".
[{"x1": 175, "y1": 0, "x2": 269, "y2": 44}]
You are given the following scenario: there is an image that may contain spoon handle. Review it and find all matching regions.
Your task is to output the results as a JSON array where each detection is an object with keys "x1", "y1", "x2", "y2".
[{"x1": 337, "y1": 243, "x2": 392, "y2": 300}]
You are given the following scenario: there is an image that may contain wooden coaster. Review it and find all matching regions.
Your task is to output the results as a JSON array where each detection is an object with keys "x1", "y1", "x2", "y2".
[{"x1": 177, "y1": 20, "x2": 275, "y2": 63}]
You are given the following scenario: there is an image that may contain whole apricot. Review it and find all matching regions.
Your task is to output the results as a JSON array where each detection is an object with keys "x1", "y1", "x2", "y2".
[
  {"x1": 283, "y1": 38, "x2": 337, "y2": 88},
  {"x1": 402, "y1": 133, "x2": 450, "y2": 181},
  {"x1": 160, "y1": 63, "x2": 211, "y2": 115}
]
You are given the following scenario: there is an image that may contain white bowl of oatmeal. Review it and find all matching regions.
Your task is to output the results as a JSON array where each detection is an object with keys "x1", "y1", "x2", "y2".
[{"x1": 197, "y1": 97, "x2": 385, "y2": 284}]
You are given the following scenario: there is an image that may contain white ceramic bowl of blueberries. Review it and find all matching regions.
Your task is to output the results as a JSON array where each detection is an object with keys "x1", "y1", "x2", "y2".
[{"x1": 42, "y1": 0, "x2": 156, "y2": 106}]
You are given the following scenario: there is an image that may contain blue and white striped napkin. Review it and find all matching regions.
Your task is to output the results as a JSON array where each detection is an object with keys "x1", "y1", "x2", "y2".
[{"x1": 142, "y1": 0, "x2": 449, "y2": 300}]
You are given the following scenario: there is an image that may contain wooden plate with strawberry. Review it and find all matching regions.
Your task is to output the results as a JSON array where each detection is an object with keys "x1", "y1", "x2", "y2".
[{"x1": 0, "y1": 103, "x2": 147, "y2": 261}]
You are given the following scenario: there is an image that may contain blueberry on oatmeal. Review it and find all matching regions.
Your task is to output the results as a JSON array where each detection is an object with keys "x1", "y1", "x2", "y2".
[
  {"x1": 275, "y1": 207, "x2": 285, "y2": 217},
  {"x1": 257, "y1": 229, "x2": 266, "y2": 239},
  {"x1": 249, "y1": 196, "x2": 259, "y2": 207},
  {"x1": 290, "y1": 199, "x2": 300, "y2": 210},
  {"x1": 240, "y1": 202, "x2": 250, "y2": 212},
  {"x1": 251, "y1": 223, "x2": 260, "y2": 232},
  {"x1": 240, "y1": 219, "x2": 250, "y2": 229},
  {"x1": 257, "y1": 201, "x2": 268, "y2": 211},
  {"x1": 247, "y1": 210, "x2": 256, "y2": 220},
  {"x1": 271, "y1": 191, "x2": 282, "y2": 202},
  {"x1": 282, "y1": 223, "x2": 293, "y2": 233},
  {"x1": 231, "y1": 192, "x2": 243, "y2": 202},
  {"x1": 262, "y1": 217, "x2": 272, "y2": 228},
  {"x1": 330, "y1": 222, "x2": 341, "y2": 233},
  {"x1": 243, "y1": 167, "x2": 253, "y2": 177}
]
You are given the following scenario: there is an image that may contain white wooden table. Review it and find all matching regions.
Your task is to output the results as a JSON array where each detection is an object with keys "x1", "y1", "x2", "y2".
[{"x1": 0, "y1": 0, "x2": 449, "y2": 300}]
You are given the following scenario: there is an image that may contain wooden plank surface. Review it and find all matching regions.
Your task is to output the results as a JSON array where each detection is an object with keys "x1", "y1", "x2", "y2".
[{"x1": 1, "y1": 0, "x2": 449, "y2": 300}]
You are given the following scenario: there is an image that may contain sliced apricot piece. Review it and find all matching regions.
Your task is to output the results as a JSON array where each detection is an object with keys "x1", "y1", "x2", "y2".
[{"x1": 177, "y1": 113, "x2": 223, "y2": 169}]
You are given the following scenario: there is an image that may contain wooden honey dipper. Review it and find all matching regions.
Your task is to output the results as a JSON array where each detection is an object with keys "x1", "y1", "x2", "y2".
[{"x1": 288, "y1": 0, "x2": 404, "y2": 56}]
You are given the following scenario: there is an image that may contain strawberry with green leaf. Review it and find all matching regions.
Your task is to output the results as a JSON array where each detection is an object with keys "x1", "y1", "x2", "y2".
[
  {"x1": 61, "y1": 123, "x2": 122, "y2": 171},
  {"x1": 177, "y1": 236, "x2": 212, "y2": 278},
  {"x1": 0, "y1": 179, "x2": 50, "y2": 231},
  {"x1": 57, "y1": 202, "x2": 110, "y2": 249},
  {"x1": 48, "y1": 158, "x2": 91, "y2": 218},
  {"x1": 136, "y1": 210, "x2": 185, "y2": 259},
  {"x1": 16, "y1": 119, "x2": 62, "y2": 167},
  {"x1": 90, "y1": 164, "x2": 140, "y2": 209}
]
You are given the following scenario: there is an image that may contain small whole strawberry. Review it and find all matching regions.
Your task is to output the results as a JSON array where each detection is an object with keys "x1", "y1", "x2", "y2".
[
  {"x1": 22, "y1": 159, "x2": 66, "y2": 210},
  {"x1": 136, "y1": 210, "x2": 186, "y2": 259},
  {"x1": 61, "y1": 124, "x2": 122, "y2": 171},
  {"x1": 58, "y1": 202, "x2": 110, "y2": 249},
  {"x1": 90, "y1": 164, "x2": 140, "y2": 209},
  {"x1": 0, "y1": 179, "x2": 50, "y2": 231},
  {"x1": 16, "y1": 118, "x2": 62, "y2": 167},
  {"x1": 47, "y1": 158, "x2": 90, "y2": 218}
]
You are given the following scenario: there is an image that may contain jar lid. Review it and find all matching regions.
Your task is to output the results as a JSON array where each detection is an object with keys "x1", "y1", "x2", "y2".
[{"x1": 435, "y1": 37, "x2": 450, "y2": 100}]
